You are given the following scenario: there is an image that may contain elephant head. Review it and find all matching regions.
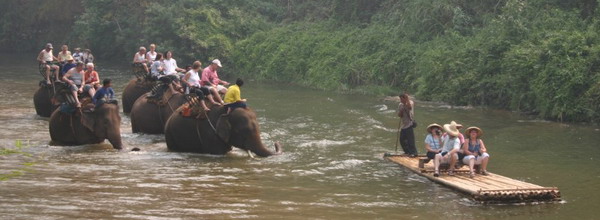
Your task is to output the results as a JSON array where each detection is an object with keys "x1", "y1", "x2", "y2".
[
  {"x1": 81, "y1": 102, "x2": 123, "y2": 149},
  {"x1": 216, "y1": 108, "x2": 282, "y2": 157}
]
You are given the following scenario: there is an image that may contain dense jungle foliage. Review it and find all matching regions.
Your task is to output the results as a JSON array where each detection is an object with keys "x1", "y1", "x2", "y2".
[{"x1": 1, "y1": 0, "x2": 600, "y2": 122}]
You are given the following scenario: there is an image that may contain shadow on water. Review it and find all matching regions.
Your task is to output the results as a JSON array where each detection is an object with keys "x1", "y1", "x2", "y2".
[{"x1": 0, "y1": 53, "x2": 598, "y2": 219}]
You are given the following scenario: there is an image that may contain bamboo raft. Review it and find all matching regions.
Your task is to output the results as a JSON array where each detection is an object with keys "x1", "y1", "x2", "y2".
[{"x1": 383, "y1": 153, "x2": 561, "y2": 203}]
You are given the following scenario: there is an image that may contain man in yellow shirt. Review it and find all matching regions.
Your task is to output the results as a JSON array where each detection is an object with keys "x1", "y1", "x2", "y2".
[{"x1": 223, "y1": 78, "x2": 247, "y2": 114}]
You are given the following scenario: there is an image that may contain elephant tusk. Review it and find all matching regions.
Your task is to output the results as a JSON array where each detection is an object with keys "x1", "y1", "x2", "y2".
[{"x1": 247, "y1": 150, "x2": 255, "y2": 158}]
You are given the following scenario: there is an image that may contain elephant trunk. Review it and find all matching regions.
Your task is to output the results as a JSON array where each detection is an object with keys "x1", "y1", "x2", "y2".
[
  {"x1": 251, "y1": 140, "x2": 283, "y2": 157},
  {"x1": 107, "y1": 128, "x2": 123, "y2": 150}
]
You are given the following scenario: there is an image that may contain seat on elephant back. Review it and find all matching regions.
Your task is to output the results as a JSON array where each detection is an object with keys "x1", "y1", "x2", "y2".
[
  {"x1": 146, "y1": 75, "x2": 179, "y2": 105},
  {"x1": 180, "y1": 96, "x2": 214, "y2": 120},
  {"x1": 132, "y1": 63, "x2": 153, "y2": 81}
]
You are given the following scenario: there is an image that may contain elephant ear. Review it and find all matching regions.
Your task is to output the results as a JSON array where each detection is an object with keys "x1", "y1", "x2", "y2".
[
  {"x1": 81, "y1": 112, "x2": 96, "y2": 132},
  {"x1": 216, "y1": 116, "x2": 230, "y2": 143}
]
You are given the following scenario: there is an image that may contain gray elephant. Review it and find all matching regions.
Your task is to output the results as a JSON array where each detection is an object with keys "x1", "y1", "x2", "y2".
[
  {"x1": 164, "y1": 99, "x2": 282, "y2": 157},
  {"x1": 130, "y1": 77, "x2": 187, "y2": 134},
  {"x1": 121, "y1": 65, "x2": 156, "y2": 114},
  {"x1": 33, "y1": 81, "x2": 59, "y2": 117},
  {"x1": 48, "y1": 87, "x2": 123, "y2": 149}
]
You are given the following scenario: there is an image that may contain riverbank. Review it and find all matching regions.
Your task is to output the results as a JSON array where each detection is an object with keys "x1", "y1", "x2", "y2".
[
  {"x1": 3, "y1": 55, "x2": 600, "y2": 219},
  {"x1": 4, "y1": 1, "x2": 599, "y2": 122}
]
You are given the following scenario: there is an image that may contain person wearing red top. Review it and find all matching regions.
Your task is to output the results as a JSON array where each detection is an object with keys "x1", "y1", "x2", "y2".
[
  {"x1": 84, "y1": 63, "x2": 101, "y2": 89},
  {"x1": 201, "y1": 59, "x2": 229, "y2": 95}
]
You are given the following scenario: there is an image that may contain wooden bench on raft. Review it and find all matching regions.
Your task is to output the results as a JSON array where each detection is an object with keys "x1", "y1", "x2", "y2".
[{"x1": 418, "y1": 156, "x2": 480, "y2": 173}]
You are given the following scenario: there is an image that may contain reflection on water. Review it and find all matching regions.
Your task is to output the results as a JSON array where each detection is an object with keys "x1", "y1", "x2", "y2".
[{"x1": 0, "y1": 53, "x2": 599, "y2": 219}]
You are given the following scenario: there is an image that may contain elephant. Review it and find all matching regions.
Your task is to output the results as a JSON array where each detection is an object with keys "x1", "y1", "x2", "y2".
[
  {"x1": 33, "y1": 81, "x2": 59, "y2": 117},
  {"x1": 130, "y1": 80, "x2": 187, "y2": 134},
  {"x1": 49, "y1": 89, "x2": 123, "y2": 150},
  {"x1": 121, "y1": 65, "x2": 156, "y2": 114},
  {"x1": 164, "y1": 100, "x2": 282, "y2": 157}
]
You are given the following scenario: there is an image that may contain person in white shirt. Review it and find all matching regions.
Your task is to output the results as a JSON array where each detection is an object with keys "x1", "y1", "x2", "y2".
[
  {"x1": 133, "y1": 46, "x2": 149, "y2": 73},
  {"x1": 162, "y1": 51, "x2": 185, "y2": 76},
  {"x1": 73, "y1": 48, "x2": 84, "y2": 63},
  {"x1": 83, "y1": 49, "x2": 94, "y2": 64},
  {"x1": 183, "y1": 61, "x2": 223, "y2": 105},
  {"x1": 433, "y1": 121, "x2": 461, "y2": 177},
  {"x1": 150, "y1": 53, "x2": 165, "y2": 78},
  {"x1": 36, "y1": 43, "x2": 59, "y2": 84},
  {"x1": 146, "y1": 43, "x2": 157, "y2": 63}
]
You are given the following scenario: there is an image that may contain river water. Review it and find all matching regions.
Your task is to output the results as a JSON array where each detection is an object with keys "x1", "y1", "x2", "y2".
[{"x1": 0, "y1": 53, "x2": 598, "y2": 219}]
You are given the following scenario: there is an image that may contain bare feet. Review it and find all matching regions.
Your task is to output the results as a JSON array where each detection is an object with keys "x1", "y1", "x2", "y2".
[
  {"x1": 203, "y1": 107, "x2": 210, "y2": 111},
  {"x1": 76, "y1": 102, "x2": 82, "y2": 108}
]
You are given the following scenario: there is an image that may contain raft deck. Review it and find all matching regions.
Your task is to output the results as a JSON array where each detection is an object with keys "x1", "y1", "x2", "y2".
[{"x1": 384, "y1": 153, "x2": 561, "y2": 203}]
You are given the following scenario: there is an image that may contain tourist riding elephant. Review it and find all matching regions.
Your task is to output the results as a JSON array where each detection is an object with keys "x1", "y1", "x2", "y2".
[
  {"x1": 121, "y1": 65, "x2": 156, "y2": 114},
  {"x1": 130, "y1": 78, "x2": 187, "y2": 134},
  {"x1": 49, "y1": 90, "x2": 123, "y2": 149},
  {"x1": 33, "y1": 81, "x2": 58, "y2": 117},
  {"x1": 164, "y1": 102, "x2": 282, "y2": 157}
]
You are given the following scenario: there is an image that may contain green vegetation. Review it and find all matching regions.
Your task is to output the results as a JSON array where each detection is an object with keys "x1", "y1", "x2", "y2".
[
  {"x1": 1, "y1": 0, "x2": 599, "y2": 122},
  {"x1": 232, "y1": 0, "x2": 600, "y2": 123},
  {"x1": 0, "y1": 140, "x2": 36, "y2": 181}
]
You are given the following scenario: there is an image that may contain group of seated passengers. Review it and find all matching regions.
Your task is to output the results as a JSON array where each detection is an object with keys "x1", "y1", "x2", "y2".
[
  {"x1": 37, "y1": 43, "x2": 102, "y2": 107},
  {"x1": 424, "y1": 121, "x2": 490, "y2": 178},
  {"x1": 134, "y1": 44, "x2": 247, "y2": 114},
  {"x1": 37, "y1": 43, "x2": 95, "y2": 85}
]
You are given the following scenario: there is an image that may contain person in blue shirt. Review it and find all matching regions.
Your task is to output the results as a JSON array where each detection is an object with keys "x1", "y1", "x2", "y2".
[
  {"x1": 60, "y1": 56, "x2": 77, "y2": 78},
  {"x1": 93, "y1": 78, "x2": 115, "y2": 108}
]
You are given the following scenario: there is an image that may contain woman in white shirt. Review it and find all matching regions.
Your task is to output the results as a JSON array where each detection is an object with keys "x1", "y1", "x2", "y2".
[
  {"x1": 146, "y1": 43, "x2": 157, "y2": 63},
  {"x1": 183, "y1": 61, "x2": 222, "y2": 105},
  {"x1": 150, "y1": 53, "x2": 165, "y2": 78},
  {"x1": 162, "y1": 51, "x2": 185, "y2": 76},
  {"x1": 133, "y1": 46, "x2": 149, "y2": 74}
]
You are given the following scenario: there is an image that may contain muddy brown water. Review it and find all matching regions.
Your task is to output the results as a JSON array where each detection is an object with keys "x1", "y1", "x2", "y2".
[{"x1": 0, "y1": 53, "x2": 599, "y2": 219}]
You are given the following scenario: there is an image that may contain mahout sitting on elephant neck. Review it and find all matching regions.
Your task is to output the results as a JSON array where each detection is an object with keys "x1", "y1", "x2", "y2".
[{"x1": 49, "y1": 98, "x2": 123, "y2": 150}]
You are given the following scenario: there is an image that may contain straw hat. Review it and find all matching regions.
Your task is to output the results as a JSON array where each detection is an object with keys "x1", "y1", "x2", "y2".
[
  {"x1": 465, "y1": 127, "x2": 483, "y2": 138},
  {"x1": 426, "y1": 123, "x2": 442, "y2": 134},
  {"x1": 443, "y1": 121, "x2": 461, "y2": 137}
]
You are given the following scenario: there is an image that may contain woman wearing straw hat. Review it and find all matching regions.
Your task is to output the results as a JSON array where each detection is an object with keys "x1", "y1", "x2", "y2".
[
  {"x1": 462, "y1": 127, "x2": 490, "y2": 178},
  {"x1": 424, "y1": 123, "x2": 444, "y2": 176},
  {"x1": 397, "y1": 93, "x2": 417, "y2": 157},
  {"x1": 438, "y1": 121, "x2": 461, "y2": 176}
]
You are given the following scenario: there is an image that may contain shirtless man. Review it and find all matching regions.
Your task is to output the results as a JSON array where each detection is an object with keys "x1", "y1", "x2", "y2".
[{"x1": 37, "y1": 43, "x2": 60, "y2": 84}]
